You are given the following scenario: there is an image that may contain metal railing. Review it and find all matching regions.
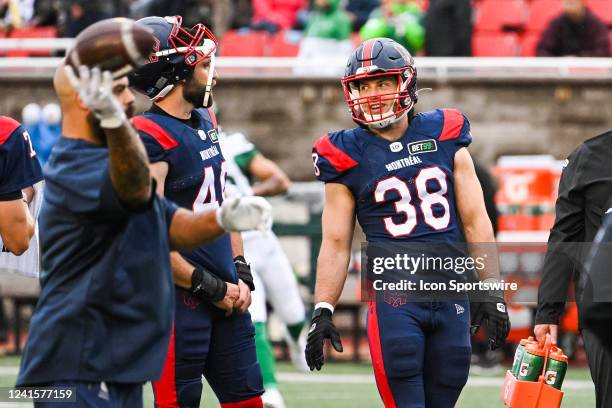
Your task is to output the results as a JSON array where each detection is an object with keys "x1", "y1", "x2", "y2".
[{"x1": 1, "y1": 38, "x2": 612, "y2": 81}]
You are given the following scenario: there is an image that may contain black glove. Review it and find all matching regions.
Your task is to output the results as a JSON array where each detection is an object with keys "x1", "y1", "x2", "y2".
[
  {"x1": 305, "y1": 307, "x2": 343, "y2": 371},
  {"x1": 191, "y1": 267, "x2": 227, "y2": 302},
  {"x1": 470, "y1": 294, "x2": 511, "y2": 350},
  {"x1": 234, "y1": 255, "x2": 255, "y2": 291}
]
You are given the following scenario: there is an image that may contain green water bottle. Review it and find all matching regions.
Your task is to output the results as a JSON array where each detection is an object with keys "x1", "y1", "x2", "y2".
[
  {"x1": 512, "y1": 337, "x2": 536, "y2": 377},
  {"x1": 544, "y1": 347, "x2": 568, "y2": 390},
  {"x1": 516, "y1": 343, "x2": 545, "y2": 381}
]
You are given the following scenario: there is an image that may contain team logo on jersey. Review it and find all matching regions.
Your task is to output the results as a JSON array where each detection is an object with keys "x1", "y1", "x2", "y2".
[
  {"x1": 384, "y1": 291, "x2": 407, "y2": 308},
  {"x1": 183, "y1": 293, "x2": 201, "y2": 310},
  {"x1": 390, "y1": 142, "x2": 403, "y2": 152},
  {"x1": 455, "y1": 304, "x2": 465, "y2": 315},
  {"x1": 208, "y1": 129, "x2": 219, "y2": 143},
  {"x1": 408, "y1": 139, "x2": 437, "y2": 155}
]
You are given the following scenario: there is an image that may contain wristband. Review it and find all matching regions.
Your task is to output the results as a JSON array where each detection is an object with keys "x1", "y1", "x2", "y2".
[
  {"x1": 234, "y1": 255, "x2": 255, "y2": 291},
  {"x1": 191, "y1": 267, "x2": 227, "y2": 302},
  {"x1": 314, "y1": 302, "x2": 335, "y2": 314}
]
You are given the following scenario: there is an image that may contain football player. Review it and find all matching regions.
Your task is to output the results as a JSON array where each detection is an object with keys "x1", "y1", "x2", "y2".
[
  {"x1": 0, "y1": 116, "x2": 42, "y2": 256},
  {"x1": 220, "y1": 129, "x2": 309, "y2": 408},
  {"x1": 305, "y1": 38, "x2": 510, "y2": 407},
  {"x1": 129, "y1": 16, "x2": 264, "y2": 408},
  {"x1": 17, "y1": 60, "x2": 270, "y2": 408}
]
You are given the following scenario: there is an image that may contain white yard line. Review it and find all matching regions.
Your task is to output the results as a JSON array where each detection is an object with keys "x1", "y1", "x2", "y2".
[
  {"x1": 0, "y1": 366, "x2": 594, "y2": 392},
  {"x1": 276, "y1": 372, "x2": 594, "y2": 390}
]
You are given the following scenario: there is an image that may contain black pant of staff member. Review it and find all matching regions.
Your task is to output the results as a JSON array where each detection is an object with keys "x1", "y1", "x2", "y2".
[{"x1": 534, "y1": 130, "x2": 612, "y2": 408}]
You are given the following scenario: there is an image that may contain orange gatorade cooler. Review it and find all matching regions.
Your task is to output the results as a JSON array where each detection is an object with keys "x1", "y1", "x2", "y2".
[{"x1": 501, "y1": 335, "x2": 564, "y2": 408}]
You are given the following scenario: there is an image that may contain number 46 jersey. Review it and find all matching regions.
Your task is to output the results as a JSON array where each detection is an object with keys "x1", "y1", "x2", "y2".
[
  {"x1": 312, "y1": 109, "x2": 471, "y2": 244},
  {"x1": 133, "y1": 108, "x2": 235, "y2": 283}
]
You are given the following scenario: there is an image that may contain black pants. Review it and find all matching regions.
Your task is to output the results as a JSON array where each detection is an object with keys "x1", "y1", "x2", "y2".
[{"x1": 583, "y1": 328, "x2": 612, "y2": 408}]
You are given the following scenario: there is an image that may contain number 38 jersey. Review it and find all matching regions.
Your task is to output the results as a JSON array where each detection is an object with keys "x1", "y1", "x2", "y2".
[
  {"x1": 133, "y1": 108, "x2": 235, "y2": 283},
  {"x1": 312, "y1": 109, "x2": 471, "y2": 243}
]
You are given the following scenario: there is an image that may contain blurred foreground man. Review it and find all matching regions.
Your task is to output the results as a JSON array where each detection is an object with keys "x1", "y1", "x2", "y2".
[
  {"x1": 535, "y1": 130, "x2": 612, "y2": 407},
  {"x1": 16, "y1": 61, "x2": 271, "y2": 408}
]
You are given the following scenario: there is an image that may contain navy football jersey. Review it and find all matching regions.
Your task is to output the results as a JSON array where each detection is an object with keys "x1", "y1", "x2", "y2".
[
  {"x1": 134, "y1": 108, "x2": 236, "y2": 282},
  {"x1": 312, "y1": 109, "x2": 471, "y2": 244},
  {"x1": 0, "y1": 116, "x2": 43, "y2": 198}
]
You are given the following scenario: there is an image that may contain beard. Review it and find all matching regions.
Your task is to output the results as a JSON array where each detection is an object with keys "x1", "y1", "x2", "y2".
[
  {"x1": 183, "y1": 75, "x2": 213, "y2": 108},
  {"x1": 86, "y1": 103, "x2": 136, "y2": 145}
]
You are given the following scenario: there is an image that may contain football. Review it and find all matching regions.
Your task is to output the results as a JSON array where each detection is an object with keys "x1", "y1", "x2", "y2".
[{"x1": 67, "y1": 17, "x2": 156, "y2": 78}]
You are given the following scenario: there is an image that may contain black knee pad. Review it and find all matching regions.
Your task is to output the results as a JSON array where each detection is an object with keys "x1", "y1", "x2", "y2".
[
  {"x1": 435, "y1": 346, "x2": 471, "y2": 388},
  {"x1": 383, "y1": 337, "x2": 423, "y2": 380}
]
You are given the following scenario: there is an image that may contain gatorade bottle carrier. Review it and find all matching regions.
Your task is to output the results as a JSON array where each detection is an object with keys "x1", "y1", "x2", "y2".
[{"x1": 501, "y1": 335, "x2": 565, "y2": 408}]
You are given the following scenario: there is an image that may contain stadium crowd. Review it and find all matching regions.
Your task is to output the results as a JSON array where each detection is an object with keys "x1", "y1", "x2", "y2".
[{"x1": 0, "y1": 0, "x2": 610, "y2": 57}]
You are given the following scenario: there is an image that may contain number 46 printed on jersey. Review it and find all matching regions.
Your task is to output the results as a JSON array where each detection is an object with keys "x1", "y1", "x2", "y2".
[{"x1": 193, "y1": 162, "x2": 227, "y2": 212}]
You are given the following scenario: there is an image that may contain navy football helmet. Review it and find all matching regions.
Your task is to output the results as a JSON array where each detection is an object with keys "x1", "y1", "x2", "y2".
[
  {"x1": 129, "y1": 16, "x2": 217, "y2": 105},
  {"x1": 342, "y1": 37, "x2": 418, "y2": 129}
]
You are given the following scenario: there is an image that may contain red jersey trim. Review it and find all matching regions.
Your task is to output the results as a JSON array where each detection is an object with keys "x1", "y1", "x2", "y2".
[
  {"x1": 207, "y1": 108, "x2": 218, "y2": 128},
  {"x1": 438, "y1": 109, "x2": 465, "y2": 141},
  {"x1": 314, "y1": 134, "x2": 358, "y2": 173},
  {"x1": 0, "y1": 116, "x2": 21, "y2": 145},
  {"x1": 131, "y1": 116, "x2": 178, "y2": 150}
]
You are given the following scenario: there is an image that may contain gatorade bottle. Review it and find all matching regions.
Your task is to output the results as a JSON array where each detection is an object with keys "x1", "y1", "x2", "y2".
[
  {"x1": 517, "y1": 342, "x2": 545, "y2": 381},
  {"x1": 512, "y1": 337, "x2": 536, "y2": 377},
  {"x1": 544, "y1": 347, "x2": 568, "y2": 390}
]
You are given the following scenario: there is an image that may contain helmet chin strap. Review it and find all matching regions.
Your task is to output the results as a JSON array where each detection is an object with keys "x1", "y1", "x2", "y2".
[
  {"x1": 369, "y1": 109, "x2": 408, "y2": 129},
  {"x1": 202, "y1": 53, "x2": 216, "y2": 108}
]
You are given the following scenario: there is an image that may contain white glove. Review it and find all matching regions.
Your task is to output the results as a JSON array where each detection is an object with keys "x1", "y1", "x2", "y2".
[
  {"x1": 64, "y1": 65, "x2": 127, "y2": 129},
  {"x1": 216, "y1": 196, "x2": 272, "y2": 232},
  {"x1": 223, "y1": 182, "x2": 243, "y2": 199}
]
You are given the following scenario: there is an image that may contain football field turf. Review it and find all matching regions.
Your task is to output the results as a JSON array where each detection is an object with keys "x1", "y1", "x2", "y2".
[{"x1": 0, "y1": 358, "x2": 594, "y2": 407}]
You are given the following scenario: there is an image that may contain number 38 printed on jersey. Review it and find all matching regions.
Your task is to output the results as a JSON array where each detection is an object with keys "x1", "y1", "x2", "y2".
[{"x1": 375, "y1": 166, "x2": 450, "y2": 237}]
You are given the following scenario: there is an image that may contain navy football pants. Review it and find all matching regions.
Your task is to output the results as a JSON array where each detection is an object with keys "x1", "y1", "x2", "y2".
[
  {"x1": 367, "y1": 295, "x2": 472, "y2": 408},
  {"x1": 34, "y1": 381, "x2": 142, "y2": 407},
  {"x1": 153, "y1": 287, "x2": 264, "y2": 408}
]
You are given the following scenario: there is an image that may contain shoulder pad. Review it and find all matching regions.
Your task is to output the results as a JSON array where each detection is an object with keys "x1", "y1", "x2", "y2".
[
  {"x1": 313, "y1": 131, "x2": 359, "y2": 173},
  {"x1": 131, "y1": 115, "x2": 179, "y2": 150},
  {"x1": 0, "y1": 116, "x2": 21, "y2": 145},
  {"x1": 412, "y1": 109, "x2": 467, "y2": 140},
  {"x1": 194, "y1": 108, "x2": 218, "y2": 129},
  {"x1": 437, "y1": 109, "x2": 466, "y2": 141}
]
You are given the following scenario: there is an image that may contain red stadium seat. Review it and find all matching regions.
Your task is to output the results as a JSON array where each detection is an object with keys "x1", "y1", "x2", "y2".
[
  {"x1": 527, "y1": 0, "x2": 563, "y2": 33},
  {"x1": 474, "y1": 0, "x2": 528, "y2": 32},
  {"x1": 7, "y1": 26, "x2": 57, "y2": 56},
  {"x1": 269, "y1": 31, "x2": 301, "y2": 57},
  {"x1": 220, "y1": 30, "x2": 268, "y2": 57},
  {"x1": 473, "y1": 32, "x2": 521, "y2": 56},
  {"x1": 586, "y1": 0, "x2": 612, "y2": 27},
  {"x1": 520, "y1": 32, "x2": 541, "y2": 56}
]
